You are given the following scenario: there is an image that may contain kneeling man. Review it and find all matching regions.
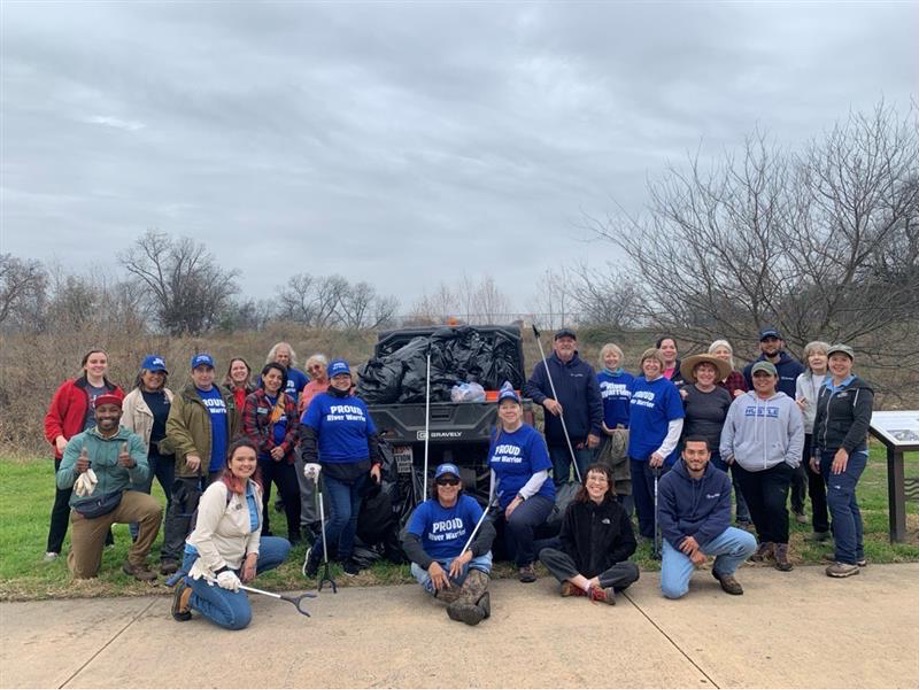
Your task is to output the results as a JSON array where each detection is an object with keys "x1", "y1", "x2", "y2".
[{"x1": 658, "y1": 437, "x2": 756, "y2": 598}]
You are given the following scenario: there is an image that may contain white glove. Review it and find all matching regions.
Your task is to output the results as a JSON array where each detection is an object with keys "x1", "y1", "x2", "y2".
[
  {"x1": 216, "y1": 570, "x2": 241, "y2": 592},
  {"x1": 74, "y1": 468, "x2": 98, "y2": 497},
  {"x1": 303, "y1": 463, "x2": 322, "y2": 481}
]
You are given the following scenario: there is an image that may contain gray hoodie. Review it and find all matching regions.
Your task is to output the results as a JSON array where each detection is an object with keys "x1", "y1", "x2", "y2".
[{"x1": 720, "y1": 391, "x2": 804, "y2": 472}]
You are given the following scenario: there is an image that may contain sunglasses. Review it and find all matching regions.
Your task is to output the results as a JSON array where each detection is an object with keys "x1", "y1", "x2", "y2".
[{"x1": 436, "y1": 477, "x2": 461, "y2": 486}]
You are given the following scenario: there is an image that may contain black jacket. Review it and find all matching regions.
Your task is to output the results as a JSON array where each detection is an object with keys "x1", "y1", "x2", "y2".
[
  {"x1": 559, "y1": 495, "x2": 636, "y2": 578},
  {"x1": 813, "y1": 376, "x2": 874, "y2": 454}
]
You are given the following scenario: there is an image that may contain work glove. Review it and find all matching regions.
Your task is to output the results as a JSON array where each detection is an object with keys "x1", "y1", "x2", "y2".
[
  {"x1": 303, "y1": 463, "x2": 322, "y2": 482},
  {"x1": 216, "y1": 570, "x2": 241, "y2": 592},
  {"x1": 74, "y1": 468, "x2": 98, "y2": 497}
]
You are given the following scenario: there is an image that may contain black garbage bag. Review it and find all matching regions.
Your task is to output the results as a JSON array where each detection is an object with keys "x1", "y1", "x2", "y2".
[
  {"x1": 357, "y1": 479, "x2": 407, "y2": 564},
  {"x1": 356, "y1": 358, "x2": 404, "y2": 404},
  {"x1": 538, "y1": 481, "x2": 580, "y2": 539}
]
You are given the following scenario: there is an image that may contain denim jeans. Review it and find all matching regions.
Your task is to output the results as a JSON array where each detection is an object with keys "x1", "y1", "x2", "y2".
[
  {"x1": 410, "y1": 553, "x2": 493, "y2": 595},
  {"x1": 820, "y1": 448, "x2": 867, "y2": 565},
  {"x1": 181, "y1": 536, "x2": 291, "y2": 630},
  {"x1": 660, "y1": 526, "x2": 757, "y2": 599},
  {"x1": 549, "y1": 446, "x2": 594, "y2": 487},
  {"x1": 629, "y1": 458, "x2": 670, "y2": 539},
  {"x1": 319, "y1": 473, "x2": 368, "y2": 563},
  {"x1": 495, "y1": 494, "x2": 554, "y2": 567}
]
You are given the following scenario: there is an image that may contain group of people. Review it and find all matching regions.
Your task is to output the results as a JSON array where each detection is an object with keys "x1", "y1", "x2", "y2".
[{"x1": 43, "y1": 327, "x2": 874, "y2": 630}]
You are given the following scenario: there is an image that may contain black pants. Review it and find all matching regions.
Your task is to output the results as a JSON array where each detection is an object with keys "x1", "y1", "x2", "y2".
[
  {"x1": 258, "y1": 457, "x2": 301, "y2": 541},
  {"x1": 734, "y1": 463, "x2": 794, "y2": 544},
  {"x1": 47, "y1": 457, "x2": 112, "y2": 553},
  {"x1": 803, "y1": 433, "x2": 829, "y2": 533},
  {"x1": 790, "y1": 463, "x2": 807, "y2": 515},
  {"x1": 539, "y1": 547, "x2": 640, "y2": 591},
  {"x1": 161, "y1": 476, "x2": 204, "y2": 563}
]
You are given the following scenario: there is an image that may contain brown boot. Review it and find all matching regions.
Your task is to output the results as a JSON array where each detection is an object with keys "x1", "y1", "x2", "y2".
[
  {"x1": 774, "y1": 543, "x2": 793, "y2": 572},
  {"x1": 446, "y1": 569, "x2": 490, "y2": 626},
  {"x1": 750, "y1": 541, "x2": 774, "y2": 563}
]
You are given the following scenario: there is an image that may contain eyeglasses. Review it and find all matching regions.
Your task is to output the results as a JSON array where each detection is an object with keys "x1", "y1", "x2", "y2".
[{"x1": 436, "y1": 478, "x2": 461, "y2": 486}]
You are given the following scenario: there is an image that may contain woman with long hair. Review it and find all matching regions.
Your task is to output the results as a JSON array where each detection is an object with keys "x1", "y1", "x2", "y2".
[
  {"x1": 43, "y1": 348, "x2": 123, "y2": 561},
  {"x1": 171, "y1": 438, "x2": 291, "y2": 630},
  {"x1": 224, "y1": 357, "x2": 254, "y2": 423}
]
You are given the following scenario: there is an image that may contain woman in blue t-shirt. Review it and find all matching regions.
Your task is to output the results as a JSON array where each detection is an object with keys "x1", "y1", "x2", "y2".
[
  {"x1": 627, "y1": 347, "x2": 684, "y2": 540},
  {"x1": 595, "y1": 343, "x2": 635, "y2": 511},
  {"x1": 300, "y1": 359, "x2": 382, "y2": 578},
  {"x1": 488, "y1": 383, "x2": 555, "y2": 583}
]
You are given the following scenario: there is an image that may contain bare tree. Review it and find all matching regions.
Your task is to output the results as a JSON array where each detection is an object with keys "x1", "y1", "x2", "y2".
[
  {"x1": 119, "y1": 230, "x2": 239, "y2": 336},
  {"x1": 0, "y1": 254, "x2": 46, "y2": 329},
  {"x1": 588, "y1": 102, "x2": 918, "y2": 371},
  {"x1": 562, "y1": 261, "x2": 644, "y2": 330}
]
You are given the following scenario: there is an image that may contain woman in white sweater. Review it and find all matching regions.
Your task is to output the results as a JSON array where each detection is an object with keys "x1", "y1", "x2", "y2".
[
  {"x1": 171, "y1": 439, "x2": 291, "y2": 630},
  {"x1": 794, "y1": 341, "x2": 831, "y2": 542}
]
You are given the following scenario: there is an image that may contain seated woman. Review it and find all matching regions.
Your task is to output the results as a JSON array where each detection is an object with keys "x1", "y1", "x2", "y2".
[
  {"x1": 488, "y1": 382, "x2": 555, "y2": 583},
  {"x1": 539, "y1": 463, "x2": 639, "y2": 605},
  {"x1": 401, "y1": 463, "x2": 495, "y2": 626},
  {"x1": 171, "y1": 439, "x2": 291, "y2": 630}
]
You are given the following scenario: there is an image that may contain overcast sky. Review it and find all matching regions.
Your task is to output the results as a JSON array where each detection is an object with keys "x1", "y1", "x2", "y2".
[{"x1": 2, "y1": 1, "x2": 917, "y2": 315}]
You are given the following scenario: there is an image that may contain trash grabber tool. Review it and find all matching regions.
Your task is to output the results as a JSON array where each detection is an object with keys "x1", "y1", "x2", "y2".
[
  {"x1": 205, "y1": 577, "x2": 316, "y2": 617},
  {"x1": 653, "y1": 466, "x2": 662, "y2": 560}
]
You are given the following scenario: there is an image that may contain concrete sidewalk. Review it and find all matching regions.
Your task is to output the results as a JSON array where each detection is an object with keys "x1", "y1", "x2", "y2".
[{"x1": 0, "y1": 563, "x2": 916, "y2": 689}]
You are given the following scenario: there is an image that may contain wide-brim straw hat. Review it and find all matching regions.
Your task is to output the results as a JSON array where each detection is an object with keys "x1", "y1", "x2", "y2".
[{"x1": 680, "y1": 354, "x2": 732, "y2": 383}]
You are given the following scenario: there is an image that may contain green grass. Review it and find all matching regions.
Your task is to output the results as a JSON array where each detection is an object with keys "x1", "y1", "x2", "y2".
[{"x1": 1, "y1": 444, "x2": 916, "y2": 600}]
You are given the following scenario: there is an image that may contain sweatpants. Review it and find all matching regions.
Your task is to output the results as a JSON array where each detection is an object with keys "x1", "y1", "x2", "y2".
[{"x1": 538, "y1": 547, "x2": 639, "y2": 591}]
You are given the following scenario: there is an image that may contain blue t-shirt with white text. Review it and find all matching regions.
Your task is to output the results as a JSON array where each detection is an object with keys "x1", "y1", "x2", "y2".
[
  {"x1": 488, "y1": 425, "x2": 555, "y2": 509},
  {"x1": 301, "y1": 393, "x2": 377, "y2": 464},
  {"x1": 597, "y1": 370, "x2": 635, "y2": 428},
  {"x1": 627, "y1": 376, "x2": 684, "y2": 464},
  {"x1": 198, "y1": 386, "x2": 228, "y2": 472},
  {"x1": 406, "y1": 494, "x2": 484, "y2": 562}
]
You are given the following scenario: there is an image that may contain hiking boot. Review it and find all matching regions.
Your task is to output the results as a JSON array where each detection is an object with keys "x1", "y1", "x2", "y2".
[
  {"x1": 750, "y1": 541, "x2": 774, "y2": 563},
  {"x1": 123, "y1": 561, "x2": 158, "y2": 582},
  {"x1": 822, "y1": 553, "x2": 867, "y2": 568},
  {"x1": 794, "y1": 512, "x2": 809, "y2": 525},
  {"x1": 826, "y1": 561, "x2": 860, "y2": 578},
  {"x1": 712, "y1": 570, "x2": 744, "y2": 595},
  {"x1": 518, "y1": 563, "x2": 537, "y2": 583},
  {"x1": 588, "y1": 585, "x2": 616, "y2": 605},
  {"x1": 805, "y1": 531, "x2": 832, "y2": 543},
  {"x1": 302, "y1": 547, "x2": 320, "y2": 578},
  {"x1": 560, "y1": 581, "x2": 587, "y2": 597},
  {"x1": 774, "y1": 543, "x2": 793, "y2": 572},
  {"x1": 171, "y1": 580, "x2": 192, "y2": 622},
  {"x1": 342, "y1": 559, "x2": 360, "y2": 577},
  {"x1": 446, "y1": 601, "x2": 486, "y2": 626},
  {"x1": 477, "y1": 592, "x2": 491, "y2": 620},
  {"x1": 736, "y1": 520, "x2": 753, "y2": 531},
  {"x1": 159, "y1": 560, "x2": 179, "y2": 576}
]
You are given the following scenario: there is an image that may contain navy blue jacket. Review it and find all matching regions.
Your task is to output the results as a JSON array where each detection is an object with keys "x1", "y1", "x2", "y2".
[
  {"x1": 524, "y1": 352, "x2": 604, "y2": 447},
  {"x1": 742, "y1": 351, "x2": 804, "y2": 399},
  {"x1": 658, "y1": 459, "x2": 732, "y2": 551}
]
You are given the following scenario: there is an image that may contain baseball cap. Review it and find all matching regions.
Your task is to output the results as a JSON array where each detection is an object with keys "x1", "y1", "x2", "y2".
[
  {"x1": 554, "y1": 327, "x2": 577, "y2": 341},
  {"x1": 141, "y1": 355, "x2": 168, "y2": 374},
  {"x1": 94, "y1": 393, "x2": 123, "y2": 409},
  {"x1": 190, "y1": 353, "x2": 215, "y2": 370},
  {"x1": 751, "y1": 361, "x2": 778, "y2": 376},
  {"x1": 827, "y1": 343, "x2": 854, "y2": 360},
  {"x1": 497, "y1": 380, "x2": 521, "y2": 404},
  {"x1": 434, "y1": 463, "x2": 461, "y2": 480},
  {"x1": 759, "y1": 327, "x2": 782, "y2": 341},
  {"x1": 327, "y1": 358, "x2": 351, "y2": 378}
]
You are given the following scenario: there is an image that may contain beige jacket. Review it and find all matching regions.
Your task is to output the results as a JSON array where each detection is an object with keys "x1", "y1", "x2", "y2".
[
  {"x1": 187, "y1": 480, "x2": 262, "y2": 577},
  {"x1": 120, "y1": 387, "x2": 175, "y2": 447}
]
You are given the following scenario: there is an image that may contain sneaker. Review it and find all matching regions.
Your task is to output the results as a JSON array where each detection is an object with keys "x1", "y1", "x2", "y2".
[
  {"x1": 160, "y1": 560, "x2": 179, "y2": 576},
  {"x1": 826, "y1": 561, "x2": 860, "y2": 578},
  {"x1": 822, "y1": 553, "x2": 867, "y2": 568},
  {"x1": 560, "y1": 581, "x2": 587, "y2": 598},
  {"x1": 773, "y1": 543, "x2": 794, "y2": 572},
  {"x1": 43, "y1": 551, "x2": 59, "y2": 563},
  {"x1": 712, "y1": 570, "x2": 744, "y2": 595},
  {"x1": 518, "y1": 564, "x2": 537, "y2": 583},
  {"x1": 122, "y1": 561, "x2": 158, "y2": 582},
  {"x1": 171, "y1": 580, "x2": 192, "y2": 621},
  {"x1": 588, "y1": 585, "x2": 616, "y2": 605},
  {"x1": 342, "y1": 559, "x2": 360, "y2": 577},
  {"x1": 795, "y1": 512, "x2": 809, "y2": 525},
  {"x1": 302, "y1": 547, "x2": 319, "y2": 578},
  {"x1": 750, "y1": 542, "x2": 774, "y2": 563},
  {"x1": 805, "y1": 531, "x2": 832, "y2": 543}
]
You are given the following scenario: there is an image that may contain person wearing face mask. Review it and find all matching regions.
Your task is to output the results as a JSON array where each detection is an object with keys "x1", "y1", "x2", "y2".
[
  {"x1": 161, "y1": 354, "x2": 239, "y2": 575},
  {"x1": 538, "y1": 463, "x2": 639, "y2": 605},
  {"x1": 300, "y1": 359, "x2": 382, "y2": 578}
]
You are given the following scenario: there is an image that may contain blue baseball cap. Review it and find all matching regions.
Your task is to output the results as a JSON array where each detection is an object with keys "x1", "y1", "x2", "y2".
[
  {"x1": 497, "y1": 381, "x2": 521, "y2": 404},
  {"x1": 141, "y1": 355, "x2": 168, "y2": 374},
  {"x1": 327, "y1": 358, "x2": 351, "y2": 378},
  {"x1": 190, "y1": 353, "x2": 215, "y2": 370},
  {"x1": 759, "y1": 327, "x2": 782, "y2": 341},
  {"x1": 434, "y1": 463, "x2": 461, "y2": 480}
]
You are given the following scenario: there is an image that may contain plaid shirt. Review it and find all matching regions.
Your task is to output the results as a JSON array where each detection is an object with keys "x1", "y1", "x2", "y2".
[
  {"x1": 719, "y1": 370, "x2": 747, "y2": 399},
  {"x1": 242, "y1": 388, "x2": 300, "y2": 463}
]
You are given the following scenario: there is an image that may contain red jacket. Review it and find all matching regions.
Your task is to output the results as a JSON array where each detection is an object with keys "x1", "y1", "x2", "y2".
[{"x1": 44, "y1": 377, "x2": 125, "y2": 459}]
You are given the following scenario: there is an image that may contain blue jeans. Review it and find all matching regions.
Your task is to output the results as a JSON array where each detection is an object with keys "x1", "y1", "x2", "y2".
[
  {"x1": 820, "y1": 448, "x2": 867, "y2": 565},
  {"x1": 181, "y1": 536, "x2": 291, "y2": 630},
  {"x1": 660, "y1": 526, "x2": 757, "y2": 599},
  {"x1": 630, "y1": 458, "x2": 670, "y2": 539},
  {"x1": 410, "y1": 553, "x2": 493, "y2": 595},
  {"x1": 320, "y1": 473, "x2": 368, "y2": 563},
  {"x1": 550, "y1": 446, "x2": 594, "y2": 487},
  {"x1": 130, "y1": 451, "x2": 174, "y2": 541}
]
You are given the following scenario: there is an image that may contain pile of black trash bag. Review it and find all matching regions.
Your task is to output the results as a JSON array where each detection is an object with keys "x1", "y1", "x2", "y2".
[{"x1": 356, "y1": 325, "x2": 524, "y2": 404}]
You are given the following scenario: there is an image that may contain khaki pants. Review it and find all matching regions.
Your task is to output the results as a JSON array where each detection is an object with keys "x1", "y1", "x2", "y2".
[{"x1": 68, "y1": 491, "x2": 163, "y2": 579}]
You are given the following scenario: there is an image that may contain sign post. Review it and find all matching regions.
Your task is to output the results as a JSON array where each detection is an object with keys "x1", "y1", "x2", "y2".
[{"x1": 868, "y1": 411, "x2": 919, "y2": 544}]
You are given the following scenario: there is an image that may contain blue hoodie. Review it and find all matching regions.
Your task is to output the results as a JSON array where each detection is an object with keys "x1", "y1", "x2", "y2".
[
  {"x1": 524, "y1": 352, "x2": 604, "y2": 447},
  {"x1": 658, "y1": 459, "x2": 732, "y2": 551},
  {"x1": 742, "y1": 351, "x2": 804, "y2": 398}
]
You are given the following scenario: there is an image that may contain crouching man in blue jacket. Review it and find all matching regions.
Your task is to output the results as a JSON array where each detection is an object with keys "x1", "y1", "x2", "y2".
[{"x1": 658, "y1": 437, "x2": 756, "y2": 598}]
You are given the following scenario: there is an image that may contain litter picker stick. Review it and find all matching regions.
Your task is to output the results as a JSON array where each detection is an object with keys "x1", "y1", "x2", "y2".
[
  {"x1": 205, "y1": 577, "x2": 316, "y2": 617},
  {"x1": 459, "y1": 500, "x2": 496, "y2": 556},
  {"x1": 531, "y1": 324, "x2": 582, "y2": 484},
  {"x1": 653, "y1": 467, "x2": 661, "y2": 560},
  {"x1": 422, "y1": 345, "x2": 431, "y2": 498},
  {"x1": 317, "y1": 482, "x2": 337, "y2": 593}
]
